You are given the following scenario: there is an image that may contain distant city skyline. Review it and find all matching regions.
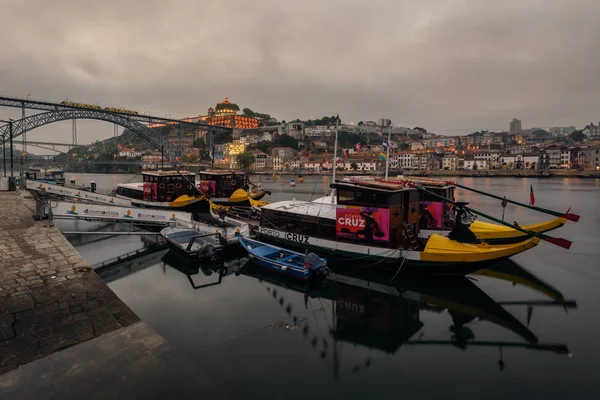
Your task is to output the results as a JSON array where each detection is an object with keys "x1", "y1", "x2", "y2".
[{"x1": 1, "y1": 0, "x2": 599, "y2": 144}]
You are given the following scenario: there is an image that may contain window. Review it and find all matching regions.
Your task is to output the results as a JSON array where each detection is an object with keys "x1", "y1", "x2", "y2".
[
  {"x1": 370, "y1": 192, "x2": 389, "y2": 207},
  {"x1": 338, "y1": 190, "x2": 355, "y2": 202}
]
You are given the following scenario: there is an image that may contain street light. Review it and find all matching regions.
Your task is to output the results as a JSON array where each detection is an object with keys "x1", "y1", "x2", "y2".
[{"x1": 0, "y1": 119, "x2": 14, "y2": 178}]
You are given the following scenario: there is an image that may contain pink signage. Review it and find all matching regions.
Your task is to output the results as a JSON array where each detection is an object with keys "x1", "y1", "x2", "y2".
[
  {"x1": 199, "y1": 181, "x2": 216, "y2": 197},
  {"x1": 336, "y1": 206, "x2": 390, "y2": 243},
  {"x1": 143, "y1": 182, "x2": 158, "y2": 201},
  {"x1": 419, "y1": 201, "x2": 443, "y2": 229}
]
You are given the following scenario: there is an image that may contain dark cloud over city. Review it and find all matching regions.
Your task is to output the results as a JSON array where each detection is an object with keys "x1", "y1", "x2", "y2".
[{"x1": 1, "y1": 0, "x2": 599, "y2": 143}]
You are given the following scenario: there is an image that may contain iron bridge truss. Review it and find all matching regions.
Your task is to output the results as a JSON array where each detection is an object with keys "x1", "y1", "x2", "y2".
[{"x1": 0, "y1": 95, "x2": 232, "y2": 162}]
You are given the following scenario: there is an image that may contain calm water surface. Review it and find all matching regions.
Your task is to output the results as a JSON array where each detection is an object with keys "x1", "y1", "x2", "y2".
[{"x1": 61, "y1": 173, "x2": 600, "y2": 399}]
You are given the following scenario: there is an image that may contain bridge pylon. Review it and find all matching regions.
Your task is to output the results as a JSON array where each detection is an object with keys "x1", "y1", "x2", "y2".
[{"x1": 72, "y1": 119, "x2": 77, "y2": 146}]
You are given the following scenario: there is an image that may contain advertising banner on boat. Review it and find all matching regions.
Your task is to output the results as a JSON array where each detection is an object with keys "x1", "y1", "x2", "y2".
[
  {"x1": 336, "y1": 206, "x2": 390, "y2": 243},
  {"x1": 143, "y1": 182, "x2": 158, "y2": 201},
  {"x1": 199, "y1": 180, "x2": 216, "y2": 196},
  {"x1": 419, "y1": 201, "x2": 443, "y2": 229}
]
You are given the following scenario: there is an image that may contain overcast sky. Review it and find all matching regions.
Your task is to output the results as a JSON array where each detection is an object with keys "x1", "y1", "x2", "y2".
[{"x1": 1, "y1": 0, "x2": 599, "y2": 148}]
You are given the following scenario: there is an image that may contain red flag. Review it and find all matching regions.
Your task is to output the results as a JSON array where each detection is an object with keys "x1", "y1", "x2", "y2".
[
  {"x1": 529, "y1": 184, "x2": 535, "y2": 206},
  {"x1": 501, "y1": 196, "x2": 508, "y2": 208}
]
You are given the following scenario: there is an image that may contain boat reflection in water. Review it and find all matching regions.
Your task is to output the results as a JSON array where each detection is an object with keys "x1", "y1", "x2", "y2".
[{"x1": 155, "y1": 253, "x2": 575, "y2": 374}]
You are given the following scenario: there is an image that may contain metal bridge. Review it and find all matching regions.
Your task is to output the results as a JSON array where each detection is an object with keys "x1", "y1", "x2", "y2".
[{"x1": 0, "y1": 94, "x2": 230, "y2": 162}]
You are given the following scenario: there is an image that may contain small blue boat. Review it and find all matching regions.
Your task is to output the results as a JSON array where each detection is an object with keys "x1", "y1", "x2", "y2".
[{"x1": 237, "y1": 235, "x2": 328, "y2": 281}]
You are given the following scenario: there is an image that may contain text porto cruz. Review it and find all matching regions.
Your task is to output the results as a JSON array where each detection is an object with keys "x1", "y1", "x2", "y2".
[{"x1": 260, "y1": 227, "x2": 309, "y2": 243}]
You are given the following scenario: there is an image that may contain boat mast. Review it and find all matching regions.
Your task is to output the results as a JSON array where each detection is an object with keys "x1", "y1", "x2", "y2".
[
  {"x1": 331, "y1": 115, "x2": 340, "y2": 205},
  {"x1": 385, "y1": 120, "x2": 391, "y2": 179}
]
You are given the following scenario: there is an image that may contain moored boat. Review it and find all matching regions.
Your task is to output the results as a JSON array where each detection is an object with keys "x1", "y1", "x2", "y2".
[
  {"x1": 319, "y1": 176, "x2": 570, "y2": 245},
  {"x1": 114, "y1": 170, "x2": 206, "y2": 212},
  {"x1": 113, "y1": 170, "x2": 270, "y2": 213},
  {"x1": 196, "y1": 170, "x2": 270, "y2": 207},
  {"x1": 237, "y1": 235, "x2": 329, "y2": 280},
  {"x1": 160, "y1": 227, "x2": 224, "y2": 261},
  {"x1": 237, "y1": 180, "x2": 543, "y2": 274},
  {"x1": 25, "y1": 166, "x2": 66, "y2": 185}
]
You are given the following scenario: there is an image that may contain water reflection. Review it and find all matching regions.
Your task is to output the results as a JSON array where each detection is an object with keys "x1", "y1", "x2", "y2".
[{"x1": 97, "y1": 244, "x2": 575, "y2": 375}]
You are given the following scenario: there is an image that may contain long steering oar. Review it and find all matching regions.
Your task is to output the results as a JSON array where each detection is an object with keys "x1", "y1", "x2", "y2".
[
  {"x1": 410, "y1": 185, "x2": 572, "y2": 250},
  {"x1": 447, "y1": 181, "x2": 580, "y2": 222}
]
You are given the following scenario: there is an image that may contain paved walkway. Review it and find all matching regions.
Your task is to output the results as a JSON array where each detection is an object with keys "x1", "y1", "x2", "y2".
[
  {"x1": 0, "y1": 322, "x2": 229, "y2": 399},
  {"x1": 0, "y1": 190, "x2": 228, "y2": 398},
  {"x1": 0, "y1": 191, "x2": 139, "y2": 373}
]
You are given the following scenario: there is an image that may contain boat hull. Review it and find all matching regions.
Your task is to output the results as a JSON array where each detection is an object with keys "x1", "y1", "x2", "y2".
[
  {"x1": 420, "y1": 218, "x2": 567, "y2": 244},
  {"x1": 254, "y1": 227, "x2": 540, "y2": 275},
  {"x1": 238, "y1": 236, "x2": 327, "y2": 281}
]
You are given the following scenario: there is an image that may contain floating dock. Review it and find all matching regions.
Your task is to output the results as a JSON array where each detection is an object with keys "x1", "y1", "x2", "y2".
[{"x1": 50, "y1": 200, "x2": 192, "y2": 226}]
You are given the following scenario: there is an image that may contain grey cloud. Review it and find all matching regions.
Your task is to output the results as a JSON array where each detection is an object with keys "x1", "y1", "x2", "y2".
[{"x1": 1, "y1": 0, "x2": 599, "y2": 145}]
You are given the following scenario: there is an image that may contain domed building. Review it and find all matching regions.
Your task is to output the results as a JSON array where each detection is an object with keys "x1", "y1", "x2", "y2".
[{"x1": 203, "y1": 97, "x2": 260, "y2": 129}]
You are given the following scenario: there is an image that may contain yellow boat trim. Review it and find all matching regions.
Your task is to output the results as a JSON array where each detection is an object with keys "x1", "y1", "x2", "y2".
[
  {"x1": 229, "y1": 188, "x2": 250, "y2": 202},
  {"x1": 209, "y1": 200, "x2": 230, "y2": 212},
  {"x1": 420, "y1": 234, "x2": 540, "y2": 263},
  {"x1": 249, "y1": 198, "x2": 269, "y2": 208},
  {"x1": 470, "y1": 218, "x2": 567, "y2": 240},
  {"x1": 168, "y1": 194, "x2": 205, "y2": 208}
]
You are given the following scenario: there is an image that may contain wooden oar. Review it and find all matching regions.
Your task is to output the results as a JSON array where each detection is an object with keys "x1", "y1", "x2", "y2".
[
  {"x1": 447, "y1": 181, "x2": 580, "y2": 222},
  {"x1": 410, "y1": 185, "x2": 572, "y2": 250}
]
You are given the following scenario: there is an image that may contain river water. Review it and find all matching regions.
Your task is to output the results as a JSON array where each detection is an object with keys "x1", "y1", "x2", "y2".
[{"x1": 58, "y1": 173, "x2": 600, "y2": 399}]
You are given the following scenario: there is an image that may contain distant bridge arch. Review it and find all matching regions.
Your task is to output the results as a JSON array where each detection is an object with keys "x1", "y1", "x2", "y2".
[{"x1": 0, "y1": 109, "x2": 179, "y2": 160}]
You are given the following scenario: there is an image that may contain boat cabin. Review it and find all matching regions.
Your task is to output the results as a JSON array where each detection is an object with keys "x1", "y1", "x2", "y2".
[
  {"x1": 140, "y1": 170, "x2": 197, "y2": 203},
  {"x1": 259, "y1": 180, "x2": 421, "y2": 250},
  {"x1": 363, "y1": 177, "x2": 456, "y2": 231},
  {"x1": 332, "y1": 180, "x2": 421, "y2": 249},
  {"x1": 25, "y1": 167, "x2": 65, "y2": 185},
  {"x1": 418, "y1": 184, "x2": 455, "y2": 230},
  {"x1": 116, "y1": 171, "x2": 197, "y2": 202},
  {"x1": 197, "y1": 170, "x2": 249, "y2": 198}
]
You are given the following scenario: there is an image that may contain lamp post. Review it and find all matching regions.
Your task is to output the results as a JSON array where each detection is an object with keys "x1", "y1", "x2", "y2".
[
  {"x1": 0, "y1": 119, "x2": 13, "y2": 178},
  {"x1": 2, "y1": 134, "x2": 5, "y2": 177}
]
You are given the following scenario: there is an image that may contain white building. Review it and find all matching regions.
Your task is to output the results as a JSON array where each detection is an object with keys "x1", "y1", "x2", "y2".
[
  {"x1": 583, "y1": 123, "x2": 600, "y2": 138},
  {"x1": 560, "y1": 148, "x2": 570, "y2": 168},
  {"x1": 397, "y1": 153, "x2": 415, "y2": 169},
  {"x1": 549, "y1": 126, "x2": 576, "y2": 137},
  {"x1": 442, "y1": 154, "x2": 458, "y2": 170},
  {"x1": 463, "y1": 159, "x2": 488, "y2": 170},
  {"x1": 510, "y1": 118, "x2": 522, "y2": 135}
]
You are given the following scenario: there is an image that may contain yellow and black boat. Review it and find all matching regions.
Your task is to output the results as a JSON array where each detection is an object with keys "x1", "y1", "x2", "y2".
[
  {"x1": 469, "y1": 218, "x2": 567, "y2": 244},
  {"x1": 364, "y1": 176, "x2": 576, "y2": 245},
  {"x1": 196, "y1": 170, "x2": 270, "y2": 207}
]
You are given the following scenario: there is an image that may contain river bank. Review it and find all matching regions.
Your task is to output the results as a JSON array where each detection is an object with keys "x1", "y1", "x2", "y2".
[{"x1": 250, "y1": 169, "x2": 600, "y2": 178}]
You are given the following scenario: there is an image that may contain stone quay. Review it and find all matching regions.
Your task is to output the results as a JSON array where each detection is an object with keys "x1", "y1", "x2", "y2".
[{"x1": 0, "y1": 190, "x2": 228, "y2": 399}]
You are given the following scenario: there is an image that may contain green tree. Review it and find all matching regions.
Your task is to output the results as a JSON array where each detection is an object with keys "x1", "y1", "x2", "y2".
[
  {"x1": 236, "y1": 152, "x2": 256, "y2": 169},
  {"x1": 274, "y1": 135, "x2": 299, "y2": 149},
  {"x1": 570, "y1": 130, "x2": 585, "y2": 142},
  {"x1": 242, "y1": 108, "x2": 256, "y2": 117},
  {"x1": 350, "y1": 162, "x2": 358, "y2": 171},
  {"x1": 358, "y1": 121, "x2": 364, "y2": 126}
]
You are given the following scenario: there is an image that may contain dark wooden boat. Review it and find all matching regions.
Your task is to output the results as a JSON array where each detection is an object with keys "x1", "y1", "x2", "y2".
[{"x1": 160, "y1": 227, "x2": 225, "y2": 261}]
